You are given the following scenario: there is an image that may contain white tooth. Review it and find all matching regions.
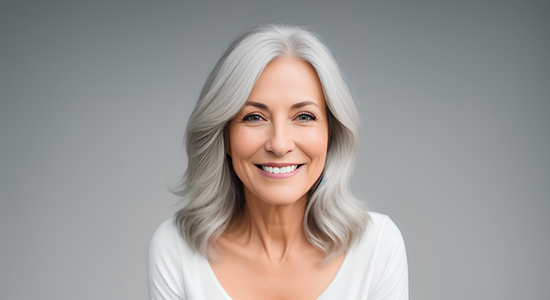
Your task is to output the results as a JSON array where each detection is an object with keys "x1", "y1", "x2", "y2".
[{"x1": 262, "y1": 165, "x2": 301, "y2": 174}]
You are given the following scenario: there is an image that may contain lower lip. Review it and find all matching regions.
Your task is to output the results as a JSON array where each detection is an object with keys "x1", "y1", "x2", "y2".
[{"x1": 257, "y1": 165, "x2": 302, "y2": 179}]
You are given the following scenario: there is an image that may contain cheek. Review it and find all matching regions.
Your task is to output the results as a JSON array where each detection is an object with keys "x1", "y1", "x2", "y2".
[
  {"x1": 297, "y1": 127, "x2": 329, "y2": 163},
  {"x1": 228, "y1": 128, "x2": 263, "y2": 171}
]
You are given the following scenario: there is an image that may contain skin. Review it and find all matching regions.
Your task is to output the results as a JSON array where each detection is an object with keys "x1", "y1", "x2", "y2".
[{"x1": 210, "y1": 57, "x2": 345, "y2": 300}]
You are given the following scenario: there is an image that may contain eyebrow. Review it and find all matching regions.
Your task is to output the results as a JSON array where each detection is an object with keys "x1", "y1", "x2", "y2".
[
  {"x1": 244, "y1": 101, "x2": 319, "y2": 110},
  {"x1": 291, "y1": 101, "x2": 319, "y2": 109},
  {"x1": 245, "y1": 101, "x2": 268, "y2": 110}
]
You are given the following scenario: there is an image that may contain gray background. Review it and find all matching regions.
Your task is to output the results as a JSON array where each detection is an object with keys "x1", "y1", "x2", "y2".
[{"x1": 1, "y1": 0, "x2": 549, "y2": 299}]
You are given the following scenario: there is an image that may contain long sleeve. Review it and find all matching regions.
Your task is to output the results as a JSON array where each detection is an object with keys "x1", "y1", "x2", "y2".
[{"x1": 147, "y1": 219, "x2": 186, "y2": 300}]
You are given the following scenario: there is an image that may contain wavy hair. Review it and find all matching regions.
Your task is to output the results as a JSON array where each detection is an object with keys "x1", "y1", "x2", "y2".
[{"x1": 174, "y1": 23, "x2": 369, "y2": 260}]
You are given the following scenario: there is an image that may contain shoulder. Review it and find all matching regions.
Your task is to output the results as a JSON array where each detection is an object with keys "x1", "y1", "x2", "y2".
[
  {"x1": 356, "y1": 211, "x2": 409, "y2": 298},
  {"x1": 150, "y1": 218, "x2": 178, "y2": 243},
  {"x1": 149, "y1": 218, "x2": 181, "y2": 258},
  {"x1": 150, "y1": 218, "x2": 177, "y2": 241},
  {"x1": 148, "y1": 218, "x2": 187, "y2": 299},
  {"x1": 356, "y1": 211, "x2": 407, "y2": 263},
  {"x1": 349, "y1": 211, "x2": 408, "y2": 278},
  {"x1": 365, "y1": 211, "x2": 405, "y2": 247},
  {"x1": 148, "y1": 217, "x2": 181, "y2": 269},
  {"x1": 148, "y1": 217, "x2": 196, "y2": 269}
]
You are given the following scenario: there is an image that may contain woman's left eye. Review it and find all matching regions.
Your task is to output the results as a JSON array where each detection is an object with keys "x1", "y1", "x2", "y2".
[{"x1": 295, "y1": 113, "x2": 316, "y2": 122}]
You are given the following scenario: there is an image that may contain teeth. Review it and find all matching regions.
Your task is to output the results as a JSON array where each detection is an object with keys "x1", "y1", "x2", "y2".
[{"x1": 261, "y1": 165, "x2": 298, "y2": 174}]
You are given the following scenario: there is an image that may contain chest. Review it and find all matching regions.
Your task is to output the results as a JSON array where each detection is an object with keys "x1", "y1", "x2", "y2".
[{"x1": 209, "y1": 254, "x2": 345, "y2": 300}]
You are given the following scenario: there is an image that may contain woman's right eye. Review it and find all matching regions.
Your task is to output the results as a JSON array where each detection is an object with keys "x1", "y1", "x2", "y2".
[{"x1": 242, "y1": 114, "x2": 264, "y2": 122}]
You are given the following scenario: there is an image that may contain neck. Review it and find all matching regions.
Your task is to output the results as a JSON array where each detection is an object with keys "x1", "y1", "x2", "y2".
[{"x1": 229, "y1": 189, "x2": 310, "y2": 264}]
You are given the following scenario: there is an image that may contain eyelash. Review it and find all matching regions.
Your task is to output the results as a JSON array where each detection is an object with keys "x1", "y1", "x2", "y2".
[
  {"x1": 242, "y1": 112, "x2": 316, "y2": 123},
  {"x1": 242, "y1": 114, "x2": 264, "y2": 122},
  {"x1": 295, "y1": 112, "x2": 316, "y2": 122}
]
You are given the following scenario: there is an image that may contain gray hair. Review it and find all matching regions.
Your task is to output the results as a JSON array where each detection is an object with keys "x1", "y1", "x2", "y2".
[{"x1": 175, "y1": 23, "x2": 369, "y2": 260}]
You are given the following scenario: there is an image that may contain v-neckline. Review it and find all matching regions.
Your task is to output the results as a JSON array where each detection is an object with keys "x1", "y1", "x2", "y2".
[{"x1": 203, "y1": 247, "x2": 352, "y2": 300}]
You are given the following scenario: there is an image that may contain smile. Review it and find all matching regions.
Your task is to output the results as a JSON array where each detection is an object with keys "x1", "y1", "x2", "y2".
[
  {"x1": 254, "y1": 164, "x2": 304, "y2": 178},
  {"x1": 260, "y1": 165, "x2": 298, "y2": 174}
]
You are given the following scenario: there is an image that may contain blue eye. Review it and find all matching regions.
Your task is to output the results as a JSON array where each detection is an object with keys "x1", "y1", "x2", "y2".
[
  {"x1": 296, "y1": 113, "x2": 316, "y2": 122},
  {"x1": 243, "y1": 114, "x2": 264, "y2": 122}
]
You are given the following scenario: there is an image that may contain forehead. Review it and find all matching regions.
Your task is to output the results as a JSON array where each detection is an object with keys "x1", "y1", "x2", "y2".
[{"x1": 245, "y1": 57, "x2": 325, "y2": 107}]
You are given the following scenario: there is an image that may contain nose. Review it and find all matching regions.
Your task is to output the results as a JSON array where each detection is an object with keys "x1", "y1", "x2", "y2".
[{"x1": 264, "y1": 120, "x2": 295, "y2": 156}]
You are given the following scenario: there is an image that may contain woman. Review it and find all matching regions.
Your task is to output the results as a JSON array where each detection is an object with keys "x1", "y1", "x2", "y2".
[{"x1": 148, "y1": 23, "x2": 408, "y2": 300}]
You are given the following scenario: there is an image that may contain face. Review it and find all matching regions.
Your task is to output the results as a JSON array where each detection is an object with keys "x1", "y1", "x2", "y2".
[{"x1": 228, "y1": 57, "x2": 329, "y2": 206}]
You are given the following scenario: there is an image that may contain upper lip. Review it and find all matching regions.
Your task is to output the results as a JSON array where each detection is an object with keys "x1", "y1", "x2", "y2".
[{"x1": 255, "y1": 163, "x2": 302, "y2": 167}]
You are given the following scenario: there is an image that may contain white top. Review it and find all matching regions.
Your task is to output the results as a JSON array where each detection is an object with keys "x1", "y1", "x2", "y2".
[{"x1": 148, "y1": 212, "x2": 409, "y2": 300}]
